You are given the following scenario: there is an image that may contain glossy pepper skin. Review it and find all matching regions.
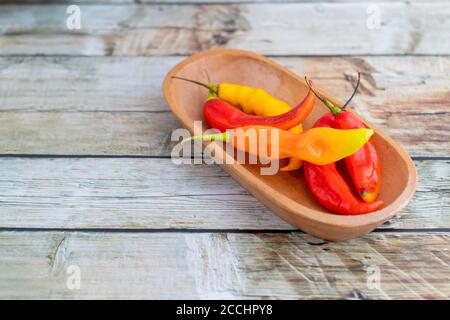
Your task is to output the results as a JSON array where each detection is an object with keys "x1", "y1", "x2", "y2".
[
  {"x1": 184, "y1": 125, "x2": 374, "y2": 166},
  {"x1": 304, "y1": 115, "x2": 384, "y2": 215},
  {"x1": 203, "y1": 89, "x2": 315, "y2": 132},
  {"x1": 334, "y1": 112, "x2": 381, "y2": 203},
  {"x1": 307, "y1": 73, "x2": 381, "y2": 203},
  {"x1": 218, "y1": 83, "x2": 292, "y2": 116},
  {"x1": 172, "y1": 77, "x2": 294, "y2": 116},
  {"x1": 172, "y1": 76, "x2": 308, "y2": 171}
]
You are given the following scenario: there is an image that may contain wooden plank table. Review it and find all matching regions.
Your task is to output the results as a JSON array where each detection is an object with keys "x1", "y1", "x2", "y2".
[{"x1": 0, "y1": 1, "x2": 449, "y2": 299}]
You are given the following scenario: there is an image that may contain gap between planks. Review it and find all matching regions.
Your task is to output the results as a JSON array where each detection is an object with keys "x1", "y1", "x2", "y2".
[
  {"x1": 0, "y1": 154, "x2": 448, "y2": 160},
  {"x1": 0, "y1": 227, "x2": 449, "y2": 234}
]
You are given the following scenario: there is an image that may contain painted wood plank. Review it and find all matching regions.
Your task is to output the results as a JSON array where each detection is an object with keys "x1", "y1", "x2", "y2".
[
  {"x1": 0, "y1": 158, "x2": 447, "y2": 230},
  {"x1": 1, "y1": 2, "x2": 450, "y2": 56},
  {"x1": 1, "y1": 231, "x2": 448, "y2": 299},
  {"x1": 0, "y1": 111, "x2": 179, "y2": 156},
  {"x1": 0, "y1": 56, "x2": 178, "y2": 113},
  {"x1": 0, "y1": 56, "x2": 448, "y2": 156}
]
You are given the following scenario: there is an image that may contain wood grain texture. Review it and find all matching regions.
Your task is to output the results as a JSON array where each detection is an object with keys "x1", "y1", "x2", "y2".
[
  {"x1": 1, "y1": 0, "x2": 448, "y2": 299},
  {"x1": 0, "y1": 112, "x2": 179, "y2": 156},
  {"x1": 0, "y1": 158, "x2": 447, "y2": 230},
  {"x1": 1, "y1": 231, "x2": 449, "y2": 299},
  {"x1": 164, "y1": 48, "x2": 418, "y2": 241},
  {"x1": 1, "y1": 2, "x2": 450, "y2": 56},
  {"x1": 0, "y1": 56, "x2": 449, "y2": 156}
]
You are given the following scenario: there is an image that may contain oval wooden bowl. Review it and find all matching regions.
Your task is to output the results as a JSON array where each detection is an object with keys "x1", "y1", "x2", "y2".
[{"x1": 163, "y1": 49, "x2": 417, "y2": 241}]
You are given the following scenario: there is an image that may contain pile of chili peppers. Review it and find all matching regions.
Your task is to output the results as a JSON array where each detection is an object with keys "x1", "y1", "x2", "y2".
[{"x1": 173, "y1": 72, "x2": 383, "y2": 215}]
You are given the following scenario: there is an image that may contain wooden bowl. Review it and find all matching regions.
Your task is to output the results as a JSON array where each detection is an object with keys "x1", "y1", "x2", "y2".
[{"x1": 162, "y1": 49, "x2": 417, "y2": 241}]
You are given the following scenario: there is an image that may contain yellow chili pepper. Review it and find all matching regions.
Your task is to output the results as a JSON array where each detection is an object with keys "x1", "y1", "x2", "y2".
[
  {"x1": 172, "y1": 77, "x2": 309, "y2": 171},
  {"x1": 219, "y1": 83, "x2": 291, "y2": 116},
  {"x1": 218, "y1": 83, "x2": 305, "y2": 171},
  {"x1": 184, "y1": 126, "x2": 374, "y2": 166}
]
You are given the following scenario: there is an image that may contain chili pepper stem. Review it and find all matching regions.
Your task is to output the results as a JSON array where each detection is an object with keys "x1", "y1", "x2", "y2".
[
  {"x1": 341, "y1": 72, "x2": 361, "y2": 110},
  {"x1": 305, "y1": 72, "x2": 361, "y2": 115},
  {"x1": 172, "y1": 76, "x2": 219, "y2": 97},
  {"x1": 181, "y1": 131, "x2": 231, "y2": 144},
  {"x1": 305, "y1": 77, "x2": 341, "y2": 116}
]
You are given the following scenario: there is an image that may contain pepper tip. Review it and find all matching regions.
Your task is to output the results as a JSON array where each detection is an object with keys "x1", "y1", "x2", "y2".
[
  {"x1": 361, "y1": 191, "x2": 378, "y2": 204},
  {"x1": 365, "y1": 128, "x2": 374, "y2": 140}
]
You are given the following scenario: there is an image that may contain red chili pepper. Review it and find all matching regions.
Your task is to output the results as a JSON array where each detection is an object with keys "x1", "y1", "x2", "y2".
[
  {"x1": 306, "y1": 73, "x2": 381, "y2": 203},
  {"x1": 303, "y1": 114, "x2": 384, "y2": 215},
  {"x1": 202, "y1": 89, "x2": 315, "y2": 132}
]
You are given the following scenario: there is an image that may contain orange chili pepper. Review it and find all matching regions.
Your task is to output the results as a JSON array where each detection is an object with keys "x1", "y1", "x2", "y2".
[
  {"x1": 184, "y1": 125, "x2": 374, "y2": 166},
  {"x1": 172, "y1": 75, "x2": 315, "y2": 171}
]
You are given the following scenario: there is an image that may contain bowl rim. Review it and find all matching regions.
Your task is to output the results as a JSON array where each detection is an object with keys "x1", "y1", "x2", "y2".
[{"x1": 162, "y1": 48, "x2": 418, "y2": 229}]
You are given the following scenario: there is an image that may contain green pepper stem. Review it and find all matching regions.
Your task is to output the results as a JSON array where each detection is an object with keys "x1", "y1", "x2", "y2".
[
  {"x1": 172, "y1": 76, "x2": 219, "y2": 96},
  {"x1": 305, "y1": 72, "x2": 361, "y2": 115},
  {"x1": 305, "y1": 77, "x2": 341, "y2": 116},
  {"x1": 181, "y1": 131, "x2": 231, "y2": 144}
]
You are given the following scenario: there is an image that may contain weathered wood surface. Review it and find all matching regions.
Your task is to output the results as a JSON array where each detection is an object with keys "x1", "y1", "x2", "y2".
[
  {"x1": 0, "y1": 112, "x2": 179, "y2": 156},
  {"x1": 1, "y1": 231, "x2": 449, "y2": 299},
  {"x1": 2, "y1": 3, "x2": 450, "y2": 56},
  {"x1": 1, "y1": 1, "x2": 449, "y2": 300},
  {"x1": 0, "y1": 158, "x2": 447, "y2": 230},
  {"x1": 1, "y1": 56, "x2": 449, "y2": 156}
]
